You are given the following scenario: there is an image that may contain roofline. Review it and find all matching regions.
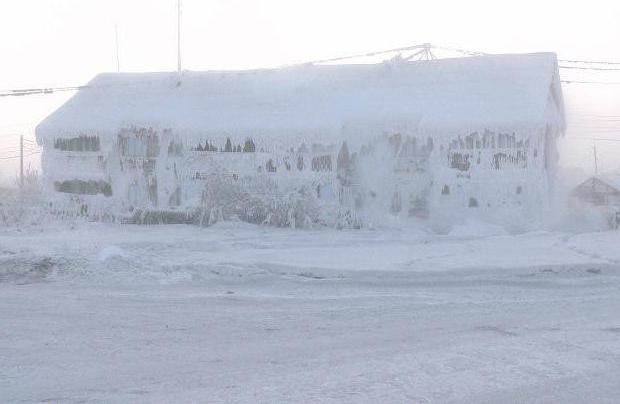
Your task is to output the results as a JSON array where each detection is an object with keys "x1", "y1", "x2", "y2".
[
  {"x1": 35, "y1": 51, "x2": 562, "y2": 143},
  {"x1": 87, "y1": 52, "x2": 560, "y2": 77},
  {"x1": 574, "y1": 175, "x2": 620, "y2": 192}
]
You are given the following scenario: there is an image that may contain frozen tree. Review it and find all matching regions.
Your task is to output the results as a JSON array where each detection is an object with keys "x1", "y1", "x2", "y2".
[
  {"x1": 390, "y1": 190, "x2": 402, "y2": 214},
  {"x1": 388, "y1": 133, "x2": 402, "y2": 156},
  {"x1": 225, "y1": 138, "x2": 233, "y2": 152},
  {"x1": 409, "y1": 195, "x2": 428, "y2": 218},
  {"x1": 335, "y1": 209, "x2": 362, "y2": 229},
  {"x1": 243, "y1": 138, "x2": 256, "y2": 153},
  {"x1": 208, "y1": 206, "x2": 223, "y2": 225},
  {"x1": 297, "y1": 156, "x2": 304, "y2": 171},
  {"x1": 337, "y1": 141, "x2": 351, "y2": 186}
]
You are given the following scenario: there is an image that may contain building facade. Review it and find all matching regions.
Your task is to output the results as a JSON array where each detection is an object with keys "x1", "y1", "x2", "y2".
[{"x1": 36, "y1": 53, "x2": 565, "y2": 227}]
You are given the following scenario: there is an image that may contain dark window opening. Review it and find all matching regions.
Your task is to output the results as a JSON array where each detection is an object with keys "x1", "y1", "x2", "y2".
[
  {"x1": 54, "y1": 180, "x2": 112, "y2": 196},
  {"x1": 450, "y1": 153, "x2": 470, "y2": 171},
  {"x1": 311, "y1": 155, "x2": 332, "y2": 172},
  {"x1": 54, "y1": 135, "x2": 100, "y2": 152}
]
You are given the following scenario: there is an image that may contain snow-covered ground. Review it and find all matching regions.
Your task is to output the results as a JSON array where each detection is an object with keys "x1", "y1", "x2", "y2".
[{"x1": 1, "y1": 222, "x2": 620, "y2": 403}]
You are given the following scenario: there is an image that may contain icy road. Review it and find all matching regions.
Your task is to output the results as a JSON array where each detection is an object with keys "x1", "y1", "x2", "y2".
[{"x1": 1, "y1": 223, "x2": 620, "y2": 403}]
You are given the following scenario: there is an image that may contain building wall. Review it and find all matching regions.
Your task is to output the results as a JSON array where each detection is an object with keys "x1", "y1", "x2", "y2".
[{"x1": 39, "y1": 124, "x2": 555, "y2": 227}]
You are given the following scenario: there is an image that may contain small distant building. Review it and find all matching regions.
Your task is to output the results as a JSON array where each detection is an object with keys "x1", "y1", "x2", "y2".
[
  {"x1": 572, "y1": 175, "x2": 620, "y2": 229},
  {"x1": 572, "y1": 175, "x2": 620, "y2": 206}
]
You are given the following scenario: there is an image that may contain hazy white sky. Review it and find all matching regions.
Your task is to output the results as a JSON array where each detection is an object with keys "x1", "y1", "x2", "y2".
[{"x1": 1, "y1": 0, "x2": 620, "y2": 182}]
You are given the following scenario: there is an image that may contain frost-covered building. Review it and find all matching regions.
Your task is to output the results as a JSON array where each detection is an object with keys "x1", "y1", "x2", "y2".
[
  {"x1": 571, "y1": 175, "x2": 620, "y2": 230},
  {"x1": 572, "y1": 175, "x2": 620, "y2": 206},
  {"x1": 36, "y1": 53, "x2": 564, "y2": 227}
]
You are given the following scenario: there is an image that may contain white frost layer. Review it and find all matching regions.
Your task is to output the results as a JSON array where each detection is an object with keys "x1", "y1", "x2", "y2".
[
  {"x1": 1, "y1": 223, "x2": 620, "y2": 402},
  {"x1": 36, "y1": 53, "x2": 564, "y2": 143}
]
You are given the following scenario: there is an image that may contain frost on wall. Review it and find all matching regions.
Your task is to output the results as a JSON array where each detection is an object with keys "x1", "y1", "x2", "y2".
[
  {"x1": 39, "y1": 123, "x2": 558, "y2": 229},
  {"x1": 33, "y1": 52, "x2": 564, "y2": 227}
]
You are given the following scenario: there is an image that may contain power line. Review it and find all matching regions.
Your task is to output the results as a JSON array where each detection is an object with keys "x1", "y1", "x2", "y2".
[
  {"x1": 3, "y1": 43, "x2": 620, "y2": 98},
  {"x1": 0, "y1": 149, "x2": 38, "y2": 154},
  {"x1": 0, "y1": 151, "x2": 40, "y2": 160},
  {"x1": 0, "y1": 133, "x2": 28, "y2": 138},
  {"x1": 565, "y1": 135, "x2": 620, "y2": 140},
  {"x1": 561, "y1": 80, "x2": 620, "y2": 85},
  {"x1": 298, "y1": 43, "x2": 430, "y2": 66},
  {"x1": 0, "y1": 86, "x2": 87, "y2": 97},
  {"x1": 566, "y1": 120, "x2": 620, "y2": 125},
  {"x1": 0, "y1": 76, "x2": 183, "y2": 98},
  {"x1": 570, "y1": 115, "x2": 620, "y2": 119},
  {"x1": 559, "y1": 65, "x2": 620, "y2": 71},
  {"x1": 559, "y1": 58, "x2": 620, "y2": 65},
  {"x1": 567, "y1": 128, "x2": 620, "y2": 132},
  {"x1": 432, "y1": 45, "x2": 487, "y2": 56},
  {"x1": 297, "y1": 42, "x2": 620, "y2": 68}
]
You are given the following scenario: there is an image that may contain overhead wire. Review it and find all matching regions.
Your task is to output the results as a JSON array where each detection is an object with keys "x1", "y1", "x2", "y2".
[
  {"x1": 561, "y1": 80, "x2": 620, "y2": 85},
  {"x1": 0, "y1": 85, "x2": 87, "y2": 97},
  {"x1": 0, "y1": 151, "x2": 41, "y2": 160},
  {"x1": 559, "y1": 65, "x2": 620, "y2": 71},
  {"x1": 2, "y1": 43, "x2": 620, "y2": 100},
  {"x1": 559, "y1": 59, "x2": 620, "y2": 65}
]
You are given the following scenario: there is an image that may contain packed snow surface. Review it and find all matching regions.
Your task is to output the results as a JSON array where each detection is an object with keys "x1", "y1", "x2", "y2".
[{"x1": 2, "y1": 222, "x2": 620, "y2": 403}]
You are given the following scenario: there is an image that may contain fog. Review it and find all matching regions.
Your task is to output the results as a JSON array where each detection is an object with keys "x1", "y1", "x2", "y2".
[
  {"x1": 1, "y1": 0, "x2": 620, "y2": 183},
  {"x1": 3, "y1": 2, "x2": 620, "y2": 402}
]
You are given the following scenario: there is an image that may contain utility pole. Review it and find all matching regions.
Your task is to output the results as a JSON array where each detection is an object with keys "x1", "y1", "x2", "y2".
[
  {"x1": 421, "y1": 43, "x2": 436, "y2": 60},
  {"x1": 19, "y1": 135, "x2": 24, "y2": 188},
  {"x1": 115, "y1": 24, "x2": 120, "y2": 72},
  {"x1": 177, "y1": 0, "x2": 182, "y2": 86},
  {"x1": 593, "y1": 141, "x2": 599, "y2": 175}
]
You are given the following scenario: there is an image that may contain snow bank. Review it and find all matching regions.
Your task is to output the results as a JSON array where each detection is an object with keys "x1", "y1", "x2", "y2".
[
  {"x1": 448, "y1": 219, "x2": 509, "y2": 238},
  {"x1": 97, "y1": 246, "x2": 127, "y2": 262}
]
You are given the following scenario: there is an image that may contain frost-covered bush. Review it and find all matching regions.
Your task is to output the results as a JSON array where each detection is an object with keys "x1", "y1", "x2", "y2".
[
  {"x1": 0, "y1": 168, "x2": 51, "y2": 227},
  {"x1": 335, "y1": 208, "x2": 363, "y2": 229},
  {"x1": 200, "y1": 174, "x2": 320, "y2": 228}
]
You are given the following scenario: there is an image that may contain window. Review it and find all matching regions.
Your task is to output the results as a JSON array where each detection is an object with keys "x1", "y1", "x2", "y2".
[
  {"x1": 54, "y1": 136, "x2": 100, "y2": 152},
  {"x1": 54, "y1": 180, "x2": 112, "y2": 196}
]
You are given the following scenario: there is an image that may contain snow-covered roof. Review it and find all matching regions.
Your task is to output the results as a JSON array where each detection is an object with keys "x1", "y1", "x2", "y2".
[
  {"x1": 36, "y1": 53, "x2": 564, "y2": 143},
  {"x1": 574, "y1": 174, "x2": 620, "y2": 193},
  {"x1": 596, "y1": 174, "x2": 620, "y2": 191}
]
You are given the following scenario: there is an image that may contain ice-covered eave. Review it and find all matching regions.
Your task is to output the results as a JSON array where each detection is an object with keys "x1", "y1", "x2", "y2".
[
  {"x1": 35, "y1": 117, "x2": 552, "y2": 147},
  {"x1": 551, "y1": 68, "x2": 566, "y2": 132},
  {"x1": 35, "y1": 52, "x2": 564, "y2": 146}
]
